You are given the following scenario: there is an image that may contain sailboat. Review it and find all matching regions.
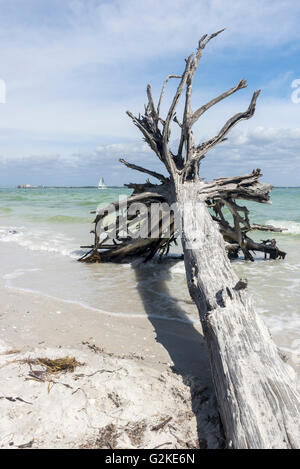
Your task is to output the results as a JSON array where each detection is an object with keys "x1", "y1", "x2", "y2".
[{"x1": 98, "y1": 177, "x2": 107, "y2": 190}]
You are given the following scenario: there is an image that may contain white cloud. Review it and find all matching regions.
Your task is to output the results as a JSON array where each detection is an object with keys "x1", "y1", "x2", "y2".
[
  {"x1": 200, "y1": 124, "x2": 300, "y2": 185},
  {"x1": 0, "y1": 0, "x2": 300, "y2": 185},
  {"x1": 95, "y1": 142, "x2": 151, "y2": 155}
]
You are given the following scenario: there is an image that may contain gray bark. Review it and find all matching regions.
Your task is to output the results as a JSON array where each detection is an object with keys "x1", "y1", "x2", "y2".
[
  {"x1": 81, "y1": 30, "x2": 300, "y2": 448},
  {"x1": 176, "y1": 184, "x2": 299, "y2": 449}
]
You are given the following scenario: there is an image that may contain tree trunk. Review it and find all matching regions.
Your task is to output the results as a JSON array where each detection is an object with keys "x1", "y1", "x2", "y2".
[
  {"x1": 177, "y1": 184, "x2": 299, "y2": 449},
  {"x1": 81, "y1": 30, "x2": 300, "y2": 448}
]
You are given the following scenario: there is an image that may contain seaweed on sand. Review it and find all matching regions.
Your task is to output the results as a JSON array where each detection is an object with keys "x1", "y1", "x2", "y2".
[{"x1": 18, "y1": 356, "x2": 83, "y2": 376}]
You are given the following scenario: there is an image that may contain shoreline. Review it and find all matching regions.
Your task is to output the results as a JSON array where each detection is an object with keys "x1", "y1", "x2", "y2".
[
  {"x1": 0, "y1": 285, "x2": 222, "y2": 449},
  {"x1": 1, "y1": 186, "x2": 299, "y2": 448}
]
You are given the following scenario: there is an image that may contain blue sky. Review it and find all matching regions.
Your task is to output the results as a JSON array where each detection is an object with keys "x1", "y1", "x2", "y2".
[{"x1": 0, "y1": 0, "x2": 300, "y2": 187}]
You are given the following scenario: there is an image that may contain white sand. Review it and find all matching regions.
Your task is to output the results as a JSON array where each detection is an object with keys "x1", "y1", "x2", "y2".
[{"x1": 0, "y1": 286, "x2": 222, "y2": 449}]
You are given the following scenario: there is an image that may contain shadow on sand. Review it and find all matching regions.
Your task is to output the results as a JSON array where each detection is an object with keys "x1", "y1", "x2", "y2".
[{"x1": 133, "y1": 258, "x2": 223, "y2": 448}]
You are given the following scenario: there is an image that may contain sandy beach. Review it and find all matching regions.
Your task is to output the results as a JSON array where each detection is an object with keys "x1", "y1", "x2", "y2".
[
  {"x1": 0, "y1": 186, "x2": 299, "y2": 449},
  {"x1": 0, "y1": 284, "x2": 222, "y2": 449},
  {"x1": 1, "y1": 0, "x2": 300, "y2": 450}
]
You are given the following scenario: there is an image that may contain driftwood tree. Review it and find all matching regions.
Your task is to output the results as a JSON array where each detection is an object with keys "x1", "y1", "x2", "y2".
[
  {"x1": 81, "y1": 31, "x2": 299, "y2": 448},
  {"x1": 80, "y1": 167, "x2": 286, "y2": 263}
]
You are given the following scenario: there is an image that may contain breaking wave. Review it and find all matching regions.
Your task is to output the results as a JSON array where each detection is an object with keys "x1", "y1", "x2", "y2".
[
  {"x1": 0, "y1": 226, "x2": 79, "y2": 258},
  {"x1": 266, "y1": 220, "x2": 300, "y2": 235}
]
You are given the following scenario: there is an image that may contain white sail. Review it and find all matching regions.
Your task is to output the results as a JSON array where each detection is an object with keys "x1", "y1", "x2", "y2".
[{"x1": 98, "y1": 177, "x2": 107, "y2": 189}]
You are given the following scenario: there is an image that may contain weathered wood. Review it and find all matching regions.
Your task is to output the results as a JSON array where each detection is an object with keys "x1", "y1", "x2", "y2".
[
  {"x1": 126, "y1": 32, "x2": 299, "y2": 447},
  {"x1": 176, "y1": 185, "x2": 299, "y2": 448},
  {"x1": 82, "y1": 168, "x2": 286, "y2": 264},
  {"x1": 210, "y1": 197, "x2": 287, "y2": 260},
  {"x1": 81, "y1": 31, "x2": 300, "y2": 448},
  {"x1": 119, "y1": 158, "x2": 168, "y2": 182}
]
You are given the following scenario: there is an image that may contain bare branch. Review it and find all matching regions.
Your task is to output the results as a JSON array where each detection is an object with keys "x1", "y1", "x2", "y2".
[
  {"x1": 191, "y1": 79, "x2": 248, "y2": 125},
  {"x1": 196, "y1": 90, "x2": 261, "y2": 155},
  {"x1": 126, "y1": 111, "x2": 161, "y2": 158},
  {"x1": 221, "y1": 198, "x2": 251, "y2": 230},
  {"x1": 157, "y1": 75, "x2": 182, "y2": 116},
  {"x1": 198, "y1": 29, "x2": 226, "y2": 51},
  {"x1": 198, "y1": 168, "x2": 272, "y2": 203},
  {"x1": 181, "y1": 89, "x2": 261, "y2": 177},
  {"x1": 250, "y1": 223, "x2": 287, "y2": 233},
  {"x1": 173, "y1": 114, "x2": 182, "y2": 128},
  {"x1": 163, "y1": 55, "x2": 194, "y2": 142},
  {"x1": 127, "y1": 31, "x2": 227, "y2": 178},
  {"x1": 178, "y1": 29, "x2": 226, "y2": 168},
  {"x1": 93, "y1": 191, "x2": 166, "y2": 224},
  {"x1": 146, "y1": 85, "x2": 158, "y2": 123},
  {"x1": 192, "y1": 30, "x2": 226, "y2": 72},
  {"x1": 119, "y1": 158, "x2": 167, "y2": 182},
  {"x1": 156, "y1": 55, "x2": 195, "y2": 174},
  {"x1": 211, "y1": 168, "x2": 263, "y2": 186}
]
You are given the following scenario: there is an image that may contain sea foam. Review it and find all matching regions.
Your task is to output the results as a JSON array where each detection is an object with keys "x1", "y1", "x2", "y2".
[
  {"x1": 266, "y1": 219, "x2": 300, "y2": 235},
  {"x1": 0, "y1": 226, "x2": 79, "y2": 258}
]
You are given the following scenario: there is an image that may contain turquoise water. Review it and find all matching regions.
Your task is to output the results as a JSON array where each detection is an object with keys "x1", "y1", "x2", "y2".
[
  {"x1": 0, "y1": 187, "x2": 132, "y2": 224},
  {"x1": 1, "y1": 186, "x2": 299, "y2": 230},
  {"x1": 246, "y1": 187, "x2": 300, "y2": 230},
  {"x1": 0, "y1": 186, "x2": 299, "y2": 373}
]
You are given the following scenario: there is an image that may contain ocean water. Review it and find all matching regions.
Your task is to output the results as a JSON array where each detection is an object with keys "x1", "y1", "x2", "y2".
[{"x1": 0, "y1": 187, "x2": 299, "y2": 371}]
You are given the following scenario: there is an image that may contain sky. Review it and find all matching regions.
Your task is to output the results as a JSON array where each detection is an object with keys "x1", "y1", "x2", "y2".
[{"x1": 0, "y1": 0, "x2": 300, "y2": 187}]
